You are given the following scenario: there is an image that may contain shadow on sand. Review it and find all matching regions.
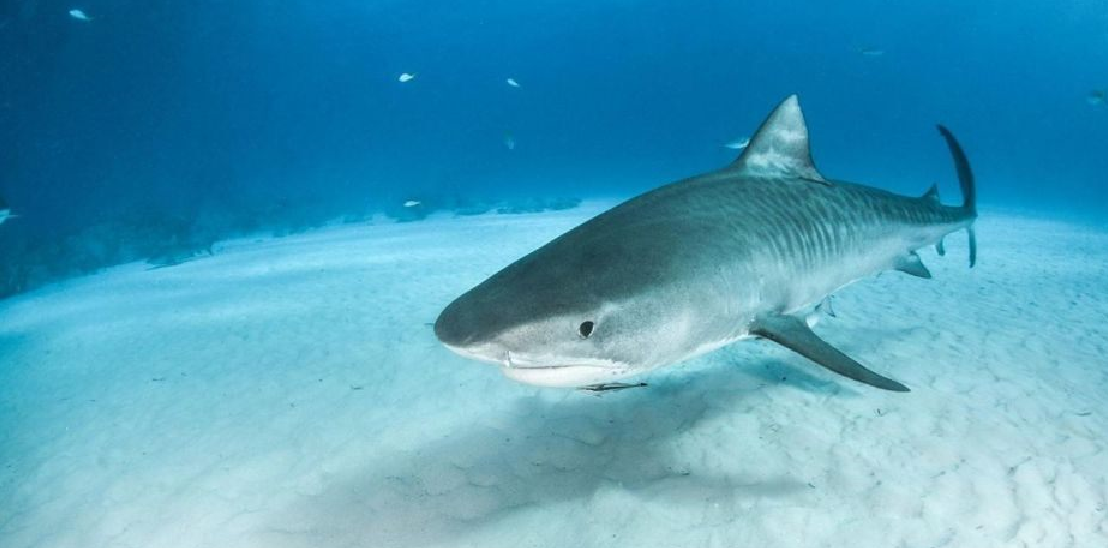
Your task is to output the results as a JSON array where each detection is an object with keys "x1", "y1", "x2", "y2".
[{"x1": 265, "y1": 359, "x2": 847, "y2": 547}]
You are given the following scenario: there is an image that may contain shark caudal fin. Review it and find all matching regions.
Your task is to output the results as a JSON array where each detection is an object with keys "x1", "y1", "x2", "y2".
[{"x1": 936, "y1": 125, "x2": 977, "y2": 267}]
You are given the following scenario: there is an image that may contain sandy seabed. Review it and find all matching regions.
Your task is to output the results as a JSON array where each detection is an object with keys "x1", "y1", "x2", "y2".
[{"x1": 1, "y1": 202, "x2": 1106, "y2": 548}]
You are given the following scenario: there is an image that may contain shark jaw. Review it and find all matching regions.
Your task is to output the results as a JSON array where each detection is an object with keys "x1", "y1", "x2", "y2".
[
  {"x1": 502, "y1": 352, "x2": 635, "y2": 388},
  {"x1": 440, "y1": 342, "x2": 633, "y2": 388},
  {"x1": 500, "y1": 363, "x2": 630, "y2": 388}
]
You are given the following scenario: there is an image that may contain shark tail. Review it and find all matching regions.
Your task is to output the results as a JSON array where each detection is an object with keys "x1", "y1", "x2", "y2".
[{"x1": 936, "y1": 125, "x2": 977, "y2": 267}]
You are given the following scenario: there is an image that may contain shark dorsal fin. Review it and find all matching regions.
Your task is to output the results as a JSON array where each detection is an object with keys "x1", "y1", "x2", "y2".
[{"x1": 731, "y1": 95, "x2": 826, "y2": 183}]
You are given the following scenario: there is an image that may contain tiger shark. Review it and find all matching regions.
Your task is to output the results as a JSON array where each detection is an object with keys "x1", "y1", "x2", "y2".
[{"x1": 435, "y1": 95, "x2": 977, "y2": 392}]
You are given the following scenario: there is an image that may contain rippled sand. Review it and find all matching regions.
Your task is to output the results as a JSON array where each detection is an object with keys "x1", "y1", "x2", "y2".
[{"x1": 1, "y1": 204, "x2": 1105, "y2": 547}]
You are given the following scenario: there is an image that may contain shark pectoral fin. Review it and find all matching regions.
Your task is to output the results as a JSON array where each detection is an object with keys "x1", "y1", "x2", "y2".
[
  {"x1": 749, "y1": 315, "x2": 910, "y2": 392},
  {"x1": 894, "y1": 251, "x2": 932, "y2": 279}
]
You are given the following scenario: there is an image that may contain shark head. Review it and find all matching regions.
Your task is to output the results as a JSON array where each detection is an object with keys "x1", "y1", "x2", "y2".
[
  {"x1": 434, "y1": 230, "x2": 698, "y2": 388},
  {"x1": 435, "y1": 301, "x2": 635, "y2": 388}
]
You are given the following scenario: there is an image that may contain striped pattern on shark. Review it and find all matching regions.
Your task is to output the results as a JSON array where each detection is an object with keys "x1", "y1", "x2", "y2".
[{"x1": 435, "y1": 95, "x2": 977, "y2": 393}]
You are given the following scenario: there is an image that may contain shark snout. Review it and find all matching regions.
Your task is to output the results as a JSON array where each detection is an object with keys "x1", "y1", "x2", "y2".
[
  {"x1": 432, "y1": 304, "x2": 472, "y2": 348},
  {"x1": 435, "y1": 299, "x2": 638, "y2": 388},
  {"x1": 434, "y1": 299, "x2": 501, "y2": 362}
]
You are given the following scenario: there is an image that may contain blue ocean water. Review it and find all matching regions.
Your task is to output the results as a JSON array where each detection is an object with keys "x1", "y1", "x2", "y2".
[
  {"x1": 3, "y1": 4, "x2": 1108, "y2": 547},
  {"x1": 1, "y1": 0, "x2": 1106, "y2": 294}
]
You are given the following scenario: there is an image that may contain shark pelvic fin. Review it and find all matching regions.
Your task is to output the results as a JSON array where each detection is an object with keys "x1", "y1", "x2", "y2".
[
  {"x1": 732, "y1": 95, "x2": 828, "y2": 184},
  {"x1": 750, "y1": 314, "x2": 909, "y2": 392},
  {"x1": 935, "y1": 238, "x2": 946, "y2": 256},
  {"x1": 894, "y1": 251, "x2": 932, "y2": 279}
]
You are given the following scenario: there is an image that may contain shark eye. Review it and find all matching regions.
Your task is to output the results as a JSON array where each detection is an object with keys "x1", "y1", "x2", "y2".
[{"x1": 579, "y1": 321, "x2": 594, "y2": 339}]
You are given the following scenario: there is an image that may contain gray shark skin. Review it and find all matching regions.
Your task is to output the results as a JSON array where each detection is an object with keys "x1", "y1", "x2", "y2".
[{"x1": 435, "y1": 95, "x2": 977, "y2": 392}]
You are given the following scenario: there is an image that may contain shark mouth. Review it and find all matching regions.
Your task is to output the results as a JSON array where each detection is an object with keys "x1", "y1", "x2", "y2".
[
  {"x1": 500, "y1": 364, "x2": 626, "y2": 388},
  {"x1": 501, "y1": 352, "x2": 631, "y2": 388},
  {"x1": 442, "y1": 343, "x2": 632, "y2": 388}
]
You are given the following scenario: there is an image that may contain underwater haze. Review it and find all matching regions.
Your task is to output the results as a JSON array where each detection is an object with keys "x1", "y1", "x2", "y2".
[
  {"x1": 2, "y1": 1, "x2": 1106, "y2": 275},
  {"x1": 2, "y1": 1, "x2": 1108, "y2": 547}
]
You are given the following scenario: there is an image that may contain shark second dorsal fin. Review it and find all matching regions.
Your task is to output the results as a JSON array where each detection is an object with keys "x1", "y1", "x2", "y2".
[
  {"x1": 731, "y1": 95, "x2": 827, "y2": 184},
  {"x1": 921, "y1": 183, "x2": 940, "y2": 203}
]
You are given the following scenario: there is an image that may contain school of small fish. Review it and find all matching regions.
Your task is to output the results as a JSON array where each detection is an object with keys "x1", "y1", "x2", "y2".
[{"x1": 29, "y1": 20, "x2": 1099, "y2": 227}]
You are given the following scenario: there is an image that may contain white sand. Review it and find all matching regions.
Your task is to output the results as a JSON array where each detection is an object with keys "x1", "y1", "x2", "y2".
[{"x1": 1, "y1": 203, "x2": 1106, "y2": 548}]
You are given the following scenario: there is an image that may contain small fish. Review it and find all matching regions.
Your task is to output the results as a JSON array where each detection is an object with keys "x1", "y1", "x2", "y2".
[
  {"x1": 403, "y1": 200, "x2": 421, "y2": 208},
  {"x1": 504, "y1": 132, "x2": 516, "y2": 151},
  {"x1": 398, "y1": 72, "x2": 415, "y2": 83},
  {"x1": 1087, "y1": 89, "x2": 1106, "y2": 106},
  {"x1": 68, "y1": 9, "x2": 92, "y2": 21},
  {"x1": 0, "y1": 197, "x2": 12, "y2": 226},
  {"x1": 857, "y1": 46, "x2": 884, "y2": 57},
  {"x1": 723, "y1": 137, "x2": 750, "y2": 150},
  {"x1": 506, "y1": 78, "x2": 521, "y2": 88},
  {"x1": 579, "y1": 382, "x2": 648, "y2": 392}
]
